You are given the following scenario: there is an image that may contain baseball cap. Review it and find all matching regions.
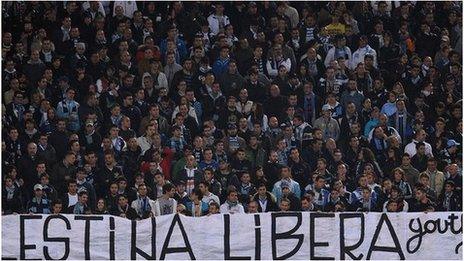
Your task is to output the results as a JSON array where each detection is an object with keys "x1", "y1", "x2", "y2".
[
  {"x1": 34, "y1": 184, "x2": 43, "y2": 191},
  {"x1": 447, "y1": 139, "x2": 460, "y2": 148}
]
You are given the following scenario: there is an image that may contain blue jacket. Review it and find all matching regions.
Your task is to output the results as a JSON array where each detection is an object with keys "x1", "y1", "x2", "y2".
[
  {"x1": 57, "y1": 99, "x2": 80, "y2": 131},
  {"x1": 160, "y1": 38, "x2": 187, "y2": 62},
  {"x1": 185, "y1": 201, "x2": 209, "y2": 216},
  {"x1": 212, "y1": 58, "x2": 230, "y2": 77}
]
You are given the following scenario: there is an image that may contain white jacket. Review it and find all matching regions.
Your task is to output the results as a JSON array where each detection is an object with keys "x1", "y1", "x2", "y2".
[
  {"x1": 152, "y1": 72, "x2": 168, "y2": 90},
  {"x1": 113, "y1": 1, "x2": 137, "y2": 18},
  {"x1": 404, "y1": 140, "x2": 434, "y2": 158},
  {"x1": 136, "y1": 136, "x2": 152, "y2": 155},
  {"x1": 220, "y1": 202, "x2": 245, "y2": 214},
  {"x1": 266, "y1": 57, "x2": 291, "y2": 78},
  {"x1": 324, "y1": 46, "x2": 352, "y2": 67},
  {"x1": 207, "y1": 14, "x2": 230, "y2": 36},
  {"x1": 131, "y1": 197, "x2": 156, "y2": 218},
  {"x1": 350, "y1": 45, "x2": 377, "y2": 70}
]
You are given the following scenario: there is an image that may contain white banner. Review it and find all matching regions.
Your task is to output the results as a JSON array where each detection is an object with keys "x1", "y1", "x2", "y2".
[{"x1": 2, "y1": 212, "x2": 462, "y2": 260}]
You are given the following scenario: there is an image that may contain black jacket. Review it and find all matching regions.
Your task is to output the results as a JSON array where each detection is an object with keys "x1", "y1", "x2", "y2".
[{"x1": 251, "y1": 192, "x2": 278, "y2": 212}]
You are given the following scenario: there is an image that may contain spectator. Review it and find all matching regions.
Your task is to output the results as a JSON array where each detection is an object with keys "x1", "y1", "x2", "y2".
[
  {"x1": 220, "y1": 189, "x2": 245, "y2": 214},
  {"x1": 71, "y1": 191, "x2": 91, "y2": 214},
  {"x1": 437, "y1": 180, "x2": 462, "y2": 211},
  {"x1": 27, "y1": 184, "x2": 51, "y2": 214},
  {"x1": 185, "y1": 189, "x2": 208, "y2": 217},
  {"x1": 314, "y1": 104, "x2": 340, "y2": 141},
  {"x1": 153, "y1": 183, "x2": 177, "y2": 216},
  {"x1": 111, "y1": 194, "x2": 138, "y2": 219}
]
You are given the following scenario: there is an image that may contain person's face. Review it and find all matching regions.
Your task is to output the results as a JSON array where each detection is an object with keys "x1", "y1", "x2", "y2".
[
  {"x1": 110, "y1": 127, "x2": 119, "y2": 137},
  {"x1": 420, "y1": 176, "x2": 430, "y2": 186},
  {"x1": 359, "y1": 176, "x2": 367, "y2": 187},
  {"x1": 186, "y1": 156, "x2": 196, "y2": 167},
  {"x1": 80, "y1": 194, "x2": 89, "y2": 204},
  {"x1": 258, "y1": 186, "x2": 267, "y2": 196},
  {"x1": 97, "y1": 199, "x2": 105, "y2": 210},
  {"x1": 104, "y1": 154, "x2": 114, "y2": 165},
  {"x1": 31, "y1": 50, "x2": 40, "y2": 61},
  {"x1": 110, "y1": 184, "x2": 118, "y2": 194},
  {"x1": 418, "y1": 145, "x2": 426, "y2": 155},
  {"x1": 35, "y1": 163, "x2": 46, "y2": 174},
  {"x1": 198, "y1": 183, "x2": 207, "y2": 193},
  {"x1": 301, "y1": 199, "x2": 310, "y2": 209},
  {"x1": 277, "y1": 140, "x2": 287, "y2": 150},
  {"x1": 228, "y1": 191, "x2": 239, "y2": 203},
  {"x1": 163, "y1": 186, "x2": 173, "y2": 198},
  {"x1": 27, "y1": 143, "x2": 37, "y2": 155},
  {"x1": 5, "y1": 178, "x2": 13, "y2": 187},
  {"x1": 138, "y1": 185, "x2": 148, "y2": 197},
  {"x1": 50, "y1": 201, "x2": 63, "y2": 213},
  {"x1": 427, "y1": 161, "x2": 437, "y2": 171},
  {"x1": 445, "y1": 183, "x2": 454, "y2": 193},
  {"x1": 118, "y1": 197, "x2": 128, "y2": 206},
  {"x1": 362, "y1": 189, "x2": 371, "y2": 200},
  {"x1": 317, "y1": 160, "x2": 326, "y2": 170},
  {"x1": 68, "y1": 183, "x2": 77, "y2": 193},
  {"x1": 448, "y1": 164, "x2": 458, "y2": 175},
  {"x1": 71, "y1": 142, "x2": 80, "y2": 152},
  {"x1": 387, "y1": 202, "x2": 398, "y2": 212},
  {"x1": 415, "y1": 190, "x2": 425, "y2": 201},
  {"x1": 241, "y1": 173, "x2": 251, "y2": 183},
  {"x1": 316, "y1": 178, "x2": 325, "y2": 189},
  {"x1": 280, "y1": 201, "x2": 290, "y2": 211},
  {"x1": 118, "y1": 180, "x2": 127, "y2": 190},
  {"x1": 337, "y1": 164, "x2": 347, "y2": 175}
]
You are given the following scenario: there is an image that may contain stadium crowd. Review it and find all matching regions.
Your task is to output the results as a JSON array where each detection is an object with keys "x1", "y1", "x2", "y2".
[{"x1": 1, "y1": 1, "x2": 463, "y2": 219}]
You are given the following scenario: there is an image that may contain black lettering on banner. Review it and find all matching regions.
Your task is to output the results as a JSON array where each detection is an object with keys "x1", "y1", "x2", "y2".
[
  {"x1": 131, "y1": 217, "x2": 156, "y2": 260},
  {"x1": 254, "y1": 214, "x2": 261, "y2": 260},
  {"x1": 159, "y1": 214, "x2": 195, "y2": 260},
  {"x1": 366, "y1": 214, "x2": 405, "y2": 259},
  {"x1": 271, "y1": 212, "x2": 304, "y2": 260},
  {"x1": 310, "y1": 212, "x2": 335, "y2": 260},
  {"x1": 74, "y1": 216, "x2": 104, "y2": 260},
  {"x1": 406, "y1": 217, "x2": 424, "y2": 253},
  {"x1": 339, "y1": 213, "x2": 365, "y2": 260},
  {"x1": 407, "y1": 213, "x2": 463, "y2": 255},
  {"x1": 223, "y1": 214, "x2": 251, "y2": 260},
  {"x1": 109, "y1": 217, "x2": 115, "y2": 260},
  {"x1": 43, "y1": 215, "x2": 71, "y2": 260},
  {"x1": 20, "y1": 215, "x2": 42, "y2": 260},
  {"x1": 448, "y1": 214, "x2": 463, "y2": 234}
]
